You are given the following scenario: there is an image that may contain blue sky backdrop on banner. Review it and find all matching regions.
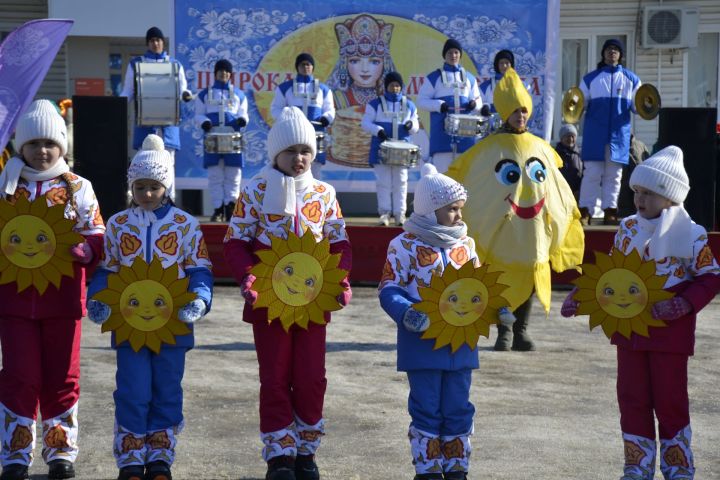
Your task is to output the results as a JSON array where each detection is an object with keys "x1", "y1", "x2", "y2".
[{"x1": 174, "y1": 0, "x2": 557, "y2": 192}]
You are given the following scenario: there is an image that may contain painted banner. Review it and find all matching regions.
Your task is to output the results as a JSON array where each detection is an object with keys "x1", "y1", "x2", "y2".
[
  {"x1": 174, "y1": 1, "x2": 558, "y2": 192},
  {"x1": 0, "y1": 19, "x2": 74, "y2": 155}
]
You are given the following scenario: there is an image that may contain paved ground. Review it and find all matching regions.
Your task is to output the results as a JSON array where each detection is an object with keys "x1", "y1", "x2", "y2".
[{"x1": 11, "y1": 286, "x2": 720, "y2": 479}]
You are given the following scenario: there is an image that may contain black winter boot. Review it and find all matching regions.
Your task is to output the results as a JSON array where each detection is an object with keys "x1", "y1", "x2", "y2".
[
  {"x1": 116, "y1": 465, "x2": 144, "y2": 480},
  {"x1": 224, "y1": 202, "x2": 235, "y2": 221},
  {"x1": 494, "y1": 324, "x2": 512, "y2": 351},
  {"x1": 511, "y1": 299, "x2": 535, "y2": 351},
  {"x1": 295, "y1": 454, "x2": 319, "y2": 480},
  {"x1": 145, "y1": 461, "x2": 172, "y2": 480},
  {"x1": 210, "y1": 206, "x2": 224, "y2": 222},
  {"x1": 413, "y1": 474, "x2": 444, "y2": 480},
  {"x1": 48, "y1": 459, "x2": 75, "y2": 479},
  {"x1": 266, "y1": 455, "x2": 296, "y2": 480},
  {"x1": 0, "y1": 464, "x2": 28, "y2": 480},
  {"x1": 443, "y1": 472, "x2": 468, "y2": 480}
]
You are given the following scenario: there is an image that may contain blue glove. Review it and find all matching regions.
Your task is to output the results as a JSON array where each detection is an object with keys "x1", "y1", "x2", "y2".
[
  {"x1": 403, "y1": 308, "x2": 430, "y2": 332},
  {"x1": 498, "y1": 306, "x2": 517, "y2": 326},
  {"x1": 178, "y1": 299, "x2": 207, "y2": 324},
  {"x1": 87, "y1": 299, "x2": 111, "y2": 325}
]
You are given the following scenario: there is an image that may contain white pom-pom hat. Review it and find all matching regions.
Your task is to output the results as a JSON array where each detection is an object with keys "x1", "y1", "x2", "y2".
[
  {"x1": 15, "y1": 99, "x2": 68, "y2": 156},
  {"x1": 127, "y1": 134, "x2": 173, "y2": 189},
  {"x1": 629, "y1": 145, "x2": 689, "y2": 203},
  {"x1": 266, "y1": 106, "x2": 317, "y2": 163},
  {"x1": 413, "y1": 163, "x2": 468, "y2": 215}
]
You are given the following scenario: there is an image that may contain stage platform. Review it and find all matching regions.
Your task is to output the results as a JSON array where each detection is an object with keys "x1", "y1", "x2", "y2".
[{"x1": 201, "y1": 218, "x2": 720, "y2": 285}]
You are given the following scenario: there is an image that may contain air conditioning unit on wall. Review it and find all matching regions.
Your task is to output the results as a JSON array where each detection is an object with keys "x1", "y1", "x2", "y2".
[{"x1": 642, "y1": 6, "x2": 699, "y2": 49}]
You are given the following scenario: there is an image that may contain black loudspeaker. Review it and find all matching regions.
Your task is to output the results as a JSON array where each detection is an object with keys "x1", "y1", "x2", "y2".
[
  {"x1": 657, "y1": 108, "x2": 718, "y2": 230},
  {"x1": 72, "y1": 96, "x2": 128, "y2": 219}
]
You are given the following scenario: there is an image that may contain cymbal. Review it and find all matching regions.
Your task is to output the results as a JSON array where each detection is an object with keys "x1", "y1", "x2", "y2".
[{"x1": 561, "y1": 87, "x2": 584, "y2": 125}]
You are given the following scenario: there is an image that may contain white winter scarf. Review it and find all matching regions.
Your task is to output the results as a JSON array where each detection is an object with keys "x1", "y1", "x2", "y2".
[
  {"x1": 403, "y1": 212, "x2": 468, "y2": 249},
  {"x1": 0, "y1": 156, "x2": 70, "y2": 195},
  {"x1": 255, "y1": 165, "x2": 313, "y2": 215},
  {"x1": 628, "y1": 206, "x2": 694, "y2": 261},
  {"x1": 129, "y1": 206, "x2": 158, "y2": 228}
]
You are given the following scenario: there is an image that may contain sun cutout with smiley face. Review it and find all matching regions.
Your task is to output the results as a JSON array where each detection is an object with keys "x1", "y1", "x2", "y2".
[
  {"x1": 0, "y1": 195, "x2": 83, "y2": 294},
  {"x1": 414, "y1": 262, "x2": 509, "y2": 352},
  {"x1": 572, "y1": 249, "x2": 675, "y2": 339},
  {"x1": 92, "y1": 256, "x2": 197, "y2": 353},
  {"x1": 250, "y1": 231, "x2": 349, "y2": 332}
]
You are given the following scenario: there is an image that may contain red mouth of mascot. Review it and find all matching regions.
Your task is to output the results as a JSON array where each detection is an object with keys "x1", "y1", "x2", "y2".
[{"x1": 505, "y1": 195, "x2": 545, "y2": 219}]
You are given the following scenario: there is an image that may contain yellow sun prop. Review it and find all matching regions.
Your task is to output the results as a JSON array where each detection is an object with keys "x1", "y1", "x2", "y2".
[
  {"x1": 92, "y1": 256, "x2": 197, "y2": 353},
  {"x1": 415, "y1": 262, "x2": 509, "y2": 352},
  {"x1": 0, "y1": 195, "x2": 83, "y2": 294},
  {"x1": 573, "y1": 250, "x2": 675, "y2": 339},
  {"x1": 250, "y1": 231, "x2": 349, "y2": 331}
]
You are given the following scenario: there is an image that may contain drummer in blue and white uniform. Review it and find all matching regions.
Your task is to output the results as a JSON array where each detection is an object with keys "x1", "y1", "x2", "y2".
[
  {"x1": 417, "y1": 39, "x2": 483, "y2": 174},
  {"x1": 193, "y1": 59, "x2": 249, "y2": 223},
  {"x1": 270, "y1": 53, "x2": 335, "y2": 178},
  {"x1": 361, "y1": 72, "x2": 419, "y2": 227},
  {"x1": 479, "y1": 49, "x2": 515, "y2": 114},
  {"x1": 120, "y1": 26, "x2": 192, "y2": 201}
]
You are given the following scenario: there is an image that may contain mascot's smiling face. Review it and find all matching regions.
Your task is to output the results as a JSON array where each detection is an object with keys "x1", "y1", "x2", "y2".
[{"x1": 494, "y1": 156, "x2": 547, "y2": 219}]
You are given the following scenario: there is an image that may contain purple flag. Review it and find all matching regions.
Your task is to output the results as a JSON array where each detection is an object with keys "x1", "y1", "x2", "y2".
[{"x1": 0, "y1": 19, "x2": 73, "y2": 152}]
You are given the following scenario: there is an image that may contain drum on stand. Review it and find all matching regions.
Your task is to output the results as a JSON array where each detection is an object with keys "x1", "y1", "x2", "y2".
[
  {"x1": 134, "y1": 62, "x2": 180, "y2": 126},
  {"x1": 444, "y1": 113, "x2": 490, "y2": 138},
  {"x1": 204, "y1": 126, "x2": 243, "y2": 154},
  {"x1": 379, "y1": 140, "x2": 420, "y2": 167}
]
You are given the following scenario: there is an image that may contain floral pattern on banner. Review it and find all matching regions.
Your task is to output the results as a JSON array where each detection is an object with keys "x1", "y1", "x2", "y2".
[
  {"x1": 9, "y1": 176, "x2": 104, "y2": 236},
  {"x1": 408, "y1": 426, "x2": 443, "y2": 474},
  {"x1": 614, "y1": 217, "x2": 720, "y2": 289},
  {"x1": 114, "y1": 423, "x2": 146, "y2": 467},
  {"x1": 295, "y1": 416, "x2": 324, "y2": 456},
  {"x1": 379, "y1": 233, "x2": 478, "y2": 300},
  {"x1": 101, "y1": 206, "x2": 212, "y2": 277},
  {"x1": 622, "y1": 431, "x2": 656, "y2": 480},
  {"x1": 225, "y1": 177, "x2": 348, "y2": 247},
  {"x1": 41, "y1": 402, "x2": 79, "y2": 463},
  {"x1": 441, "y1": 433, "x2": 472, "y2": 473},
  {"x1": 0, "y1": 402, "x2": 35, "y2": 466},
  {"x1": 660, "y1": 424, "x2": 694, "y2": 480},
  {"x1": 261, "y1": 425, "x2": 298, "y2": 462},
  {"x1": 145, "y1": 425, "x2": 181, "y2": 465}
]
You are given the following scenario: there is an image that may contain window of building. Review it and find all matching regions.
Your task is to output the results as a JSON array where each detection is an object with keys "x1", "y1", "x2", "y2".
[{"x1": 687, "y1": 32, "x2": 719, "y2": 110}]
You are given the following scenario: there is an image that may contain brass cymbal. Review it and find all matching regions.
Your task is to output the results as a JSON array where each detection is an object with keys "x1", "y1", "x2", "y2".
[
  {"x1": 561, "y1": 86, "x2": 584, "y2": 125},
  {"x1": 635, "y1": 83, "x2": 661, "y2": 120}
]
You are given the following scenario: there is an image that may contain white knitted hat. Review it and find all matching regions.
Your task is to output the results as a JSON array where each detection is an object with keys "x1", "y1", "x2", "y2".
[
  {"x1": 629, "y1": 145, "x2": 689, "y2": 203},
  {"x1": 127, "y1": 134, "x2": 173, "y2": 189},
  {"x1": 15, "y1": 99, "x2": 68, "y2": 156},
  {"x1": 267, "y1": 106, "x2": 316, "y2": 163},
  {"x1": 413, "y1": 163, "x2": 467, "y2": 215}
]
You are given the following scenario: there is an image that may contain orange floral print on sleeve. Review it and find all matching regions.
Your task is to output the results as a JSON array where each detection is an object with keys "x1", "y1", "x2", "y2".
[
  {"x1": 416, "y1": 246, "x2": 439, "y2": 267},
  {"x1": 695, "y1": 245, "x2": 714, "y2": 269},
  {"x1": 380, "y1": 259, "x2": 394, "y2": 284},
  {"x1": 197, "y1": 237, "x2": 209, "y2": 259},
  {"x1": 266, "y1": 214, "x2": 285, "y2": 222},
  {"x1": 335, "y1": 201, "x2": 343, "y2": 219},
  {"x1": 119, "y1": 233, "x2": 141, "y2": 256},
  {"x1": 92, "y1": 206, "x2": 104, "y2": 227},
  {"x1": 45, "y1": 187, "x2": 68, "y2": 205},
  {"x1": 301, "y1": 201, "x2": 323, "y2": 223},
  {"x1": 314, "y1": 184, "x2": 326, "y2": 193},
  {"x1": 233, "y1": 199, "x2": 245, "y2": 217},
  {"x1": 174, "y1": 213, "x2": 187, "y2": 223},
  {"x1": 116, "y1": 214, "x2": 128, "y2": 224},
  {"x1": 155, "y1": 232, "x2": 179, "y2": 256},
  {"x1": 449, "y1": 246, "x2": 469, "y2": 266},
  {"x1": 621, "y1": 236, "x2": 631, "y2": 254}
]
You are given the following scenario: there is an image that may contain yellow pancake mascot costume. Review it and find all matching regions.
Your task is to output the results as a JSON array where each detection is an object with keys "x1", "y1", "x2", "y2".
[{"x1": 447, "y1": 69, "x2": 584, "y2": 327}]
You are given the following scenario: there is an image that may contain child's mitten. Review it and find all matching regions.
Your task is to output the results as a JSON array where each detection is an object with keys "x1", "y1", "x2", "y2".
[
  {"x1": 651, "y1": 297, "x2": 692, "y2": 321},
  {"x1": 70, "y1": 242, "x2": 94, "y2": 264},
  {"x1": 240, "y1": 274, "x2": 258, "y2": 305},
  {"x1": 178, "y1": 299, "x2": 207, "y2": 323},
  {"x1": 561, "y1": 288, "x2": 580, "y2": 318},
  {"x1": 87, "y1": 299, "x2": 111, "y2": 324},
  {"x1": 403, "y1": 308, "x2": 430, "y2": 332}
]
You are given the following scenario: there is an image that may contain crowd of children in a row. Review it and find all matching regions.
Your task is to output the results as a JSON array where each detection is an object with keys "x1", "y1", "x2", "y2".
[{"x1": 0, "y1": 70, "x2": 717, "y2": 480}]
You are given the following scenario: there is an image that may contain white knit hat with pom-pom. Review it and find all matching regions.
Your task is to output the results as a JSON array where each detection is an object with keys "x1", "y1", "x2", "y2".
[
  {"x1": 413, "y1": 163, "x2": 467, "y2": 215},
  {"x1": 127, "y1": 134, "x2": 173, "y2": 189}
]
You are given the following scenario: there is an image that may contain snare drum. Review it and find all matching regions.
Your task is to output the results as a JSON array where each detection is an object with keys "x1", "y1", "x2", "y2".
[
  {"x1": 444, "y1": 114, "x2": 489, "y2": 138},
  {"x1": 315, "y1": 132, "x2": 327, "y2": 154},
  {"x1": 134, "y1": 62, "x2": 180, "y2": 126},
  {"x1": 379, "y1": 141, "x2": 420, "y2": 167},
  {"x1": 204, "y1": 127, "x2": 243, "y2": 154}
]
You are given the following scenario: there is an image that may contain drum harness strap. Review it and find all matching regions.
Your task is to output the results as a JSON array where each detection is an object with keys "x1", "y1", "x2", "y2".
[
  {"x1": 440, "y1": 68, "x2": 467, "y2": 114},
  {"x1": 293, "y1": 78, "x2": 320, "y2": 117},
  {"x1": 379, "y1": 96, "x2": 407, "y2": 140},
  {"x1": 207, "y1": 84, "x2": 238, "y2": 127}
]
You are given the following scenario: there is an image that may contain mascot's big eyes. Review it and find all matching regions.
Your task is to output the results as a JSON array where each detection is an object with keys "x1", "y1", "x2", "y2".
[
  {"x1": 494, "y1": 159, "x2": 521, "y2": 185},
  {"x1": 525, "y1": 158, "x2": 547, "y2": 183}
]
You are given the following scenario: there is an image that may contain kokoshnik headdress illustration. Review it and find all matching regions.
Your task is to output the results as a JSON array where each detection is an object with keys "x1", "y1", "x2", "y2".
[{"x1": 329, "y1": 14, "x2": 396, "y2": 91}]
